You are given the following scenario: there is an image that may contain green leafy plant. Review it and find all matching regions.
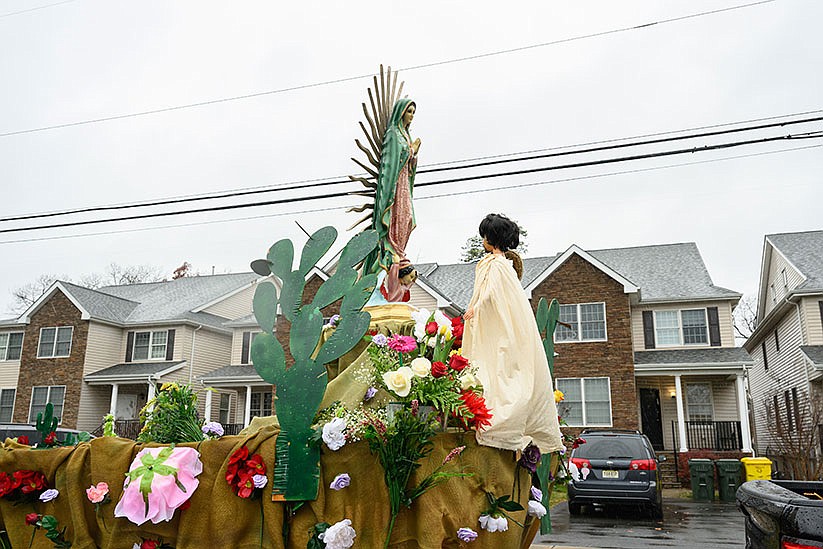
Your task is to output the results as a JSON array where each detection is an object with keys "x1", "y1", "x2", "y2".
[
  {"x1": 137, "y1": 383, "x2": 204, "y2": 443},
  {"x1": 250, "y1": 227, "x2": 378, "y2": 501},
  {"x1": 102, "y1": 414, "x2": 116, "y2": 437},
  {"x1": 28, "y1": 514, "x2": 71, "y2": 548}
]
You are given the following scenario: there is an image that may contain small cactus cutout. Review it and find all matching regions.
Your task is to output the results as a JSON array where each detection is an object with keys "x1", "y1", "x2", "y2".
[
  {"x1": 250, "y1": 227, "x2": 378, "y2": 501},
  {"x1": 534, "y1": 297, "x2": 560, "y2": 534}
]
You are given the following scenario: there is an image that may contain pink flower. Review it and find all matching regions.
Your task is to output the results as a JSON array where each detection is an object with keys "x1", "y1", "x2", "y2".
[
  {"x1": 114, "y1": 446, "x2": 202, "y2": 525},
  {"x1": 86, "y1": 482, "x2": 109, "y2": 504},
  {"x1": 386, "y1": 335, "x2": 417, "y2": 354}
]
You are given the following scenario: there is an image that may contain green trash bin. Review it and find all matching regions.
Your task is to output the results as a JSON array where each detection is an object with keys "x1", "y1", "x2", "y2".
[
  {"x1": 715, "y1": 459, "x2": 742, "y2": 502},
  {"x1": 689, "y1": 459, "x2": 714, "y2": 501}
]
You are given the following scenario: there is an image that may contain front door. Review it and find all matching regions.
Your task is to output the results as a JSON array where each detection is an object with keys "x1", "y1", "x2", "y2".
[
  {"x1": 115, "y1": 394, "x2": 138, "y2": 420},
  {"x1": 640, "y1": 388, "x2": 664, "y2": 451}
]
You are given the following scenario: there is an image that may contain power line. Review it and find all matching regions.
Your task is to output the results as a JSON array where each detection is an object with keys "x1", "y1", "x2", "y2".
[
  {"x1": 3, "y1": 110, "x2": 819, "y2": 223},
  {"x1": 0, "y1": 0, "x2": 776, "y2": 139},
  {"x1": 0, "y1": 0, "x2": 75, "y2": 19},
  {"x1": 1, "y1": 142, "x2": 817, "y2": 246},
  {"x1": 2, "y1": 130, "x2": 819, "y2": 235}
]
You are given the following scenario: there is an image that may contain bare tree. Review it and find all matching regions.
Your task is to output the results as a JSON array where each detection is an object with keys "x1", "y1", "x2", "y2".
[
  {"x1": 172, "y1": 262, "x2": 192, "y2": 280},
  {"x1": 101, "y1": 263, "x2": 165, "y2": 286},
  {"x1": 10, "y1": 274, "x2": 64, "y2": 312},
  {"x1": 733, "y1": 294, "x2": 758, "y2": 341},
  {"x1": 764, "y1": 388, "x2": 823, "y2": 480},
  {"x1": 459, "y1": 226, "x2": 529, "y2": 263}
]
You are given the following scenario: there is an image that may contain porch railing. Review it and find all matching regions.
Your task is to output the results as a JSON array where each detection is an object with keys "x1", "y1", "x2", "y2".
[
  {"x1": 92, "y1": 420, "x2": 247, "y2": 439},
  {"x1": 671, "y1": 420, "x2": 742, "y2": 451},
  {"x1": 223, "y1": 423, "x2": 246, "y2": 436}
]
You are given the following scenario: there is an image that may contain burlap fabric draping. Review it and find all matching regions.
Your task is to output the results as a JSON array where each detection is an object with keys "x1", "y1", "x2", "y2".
[{"x1": 0, "y1": 431, "x2": 539, "y2": 548}]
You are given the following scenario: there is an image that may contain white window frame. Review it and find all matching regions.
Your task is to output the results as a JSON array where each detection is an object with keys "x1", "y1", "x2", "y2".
[
  {"x1": 555, "y1": 377, "x2": 613, "y2": 427},
  {"x1": 0, "y1": 332, "x2": 24, "y2": 361},
  {"x1": 27, "y1": 385, "x2": 66, "y2": 425},
  {"x1": 132, "y1": 330, "x2": 169, "y2": 361},
  {"x1": 36, "y1": 326, "x2": 73, "y2": 358},
  {"x1": 653, "y1": 308, "x2": 709, "y2": 347},
  {"x1": 218, "y1": 393, "x2": 232, "y2": 424},
  {"x1": 0, "y1": 388, "x2": 16, "y2": 423},
  {"x1": 685, "y1": 382, "x2": 714, "y2": 423},
  {"x1": 554, "y1": 302, "x2": 608, "y2": 343},
  {"x1": 249, "y1": 390, "x2": 272, "y2": 419}
]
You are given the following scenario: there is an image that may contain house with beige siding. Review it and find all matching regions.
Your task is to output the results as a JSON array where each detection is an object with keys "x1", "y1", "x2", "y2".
[{"x1": 743, "y1": 230, "x2": 823, "y2": 475}]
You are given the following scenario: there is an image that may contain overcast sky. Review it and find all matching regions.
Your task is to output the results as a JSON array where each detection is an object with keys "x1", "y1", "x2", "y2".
[{"x1": 1, "y1": 0, "x2": 821, "y2": 317}]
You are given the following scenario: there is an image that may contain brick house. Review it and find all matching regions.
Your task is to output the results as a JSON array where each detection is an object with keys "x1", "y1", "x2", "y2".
[
  {"x1": 743, "y1": 230, "x2": 823, "y2": 475},
  {"x1": 419, "y1": 242, "x2": 753, "y2": 476}
]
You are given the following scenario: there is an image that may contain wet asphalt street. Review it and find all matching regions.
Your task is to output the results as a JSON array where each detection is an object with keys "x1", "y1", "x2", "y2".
[{"x1": 534, "y1": 497, "x2": 746, "y2": 548}]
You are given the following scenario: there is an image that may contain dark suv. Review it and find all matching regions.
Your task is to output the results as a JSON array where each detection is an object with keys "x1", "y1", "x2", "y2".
[{"x1": 566, "y1": 429, "x2": 665, "y2": 519}]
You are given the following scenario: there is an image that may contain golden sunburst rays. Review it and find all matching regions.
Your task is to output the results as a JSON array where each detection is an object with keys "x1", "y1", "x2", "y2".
[{"x1": 347, "y1": 64, "x2": 405, "y2": 230}]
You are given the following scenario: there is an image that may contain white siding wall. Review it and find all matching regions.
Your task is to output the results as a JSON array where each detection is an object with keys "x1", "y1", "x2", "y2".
[
  {"x1": 763, "y1": 246, "x2": 805, "y2": 318},
  {"x1": 802, "y1": 297, "x2": 823, "y2": 345},
  {"x1": 407, "y1": 285, "x2": 438, "y2": 312},
  {"x1": 748, "y1": 307, "x2": 808, "y2": 454},
  {"x1": 0, "y1": 329, "x2": 22, "y2": 388},
  {"x1": 631, "y1": 300, "x2": 736, "y2": 351},
  {"x1": 202, "y1": 283, "x2": 258, "y2": 320},
  {"x1": 77, "y1": 322, "x2": 127, "y2": 431}
]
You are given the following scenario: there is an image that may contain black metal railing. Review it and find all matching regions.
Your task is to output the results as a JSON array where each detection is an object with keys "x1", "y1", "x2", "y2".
[
  {"x1": 671, "y1": 420, "x2": 742, "y2": 451},
  {"x1": 223, "y1": 423, "x2": 246, "y2": 436}
]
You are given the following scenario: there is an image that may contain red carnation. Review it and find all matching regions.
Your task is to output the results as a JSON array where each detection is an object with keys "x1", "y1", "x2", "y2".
[
  {"x1": 459, "y1": 390, "x2": 493, "y2": 430},
  {"x1": 425, "y1": 321, "x2": 438, "y2": 336},
  {"x1": 449, "y1": 354, "x2": 469, "y2": 372},
  {"x1": 25, "y1": 512, "x2": 40, "y2": 526},
  {"x1": 431, "y1": 361, "x2": 448, "y2": 378},
  {"x1": 17, "y1": 436, "x2": 29, "y2": 446}
]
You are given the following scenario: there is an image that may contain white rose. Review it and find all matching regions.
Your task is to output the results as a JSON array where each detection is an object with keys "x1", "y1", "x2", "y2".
[
  {"x1": 410, "y1": 357, "x2": 431, "y2": 377},
  {"x1": 318, "y1": 518, "x2": 356, "y2": 549},
  {"x1": 527, "y1": 500, "x2": 547, "y2": 518},
  {"x1": 460, "y1": 371, "x2": 481, "y2": 390},
  {"x1": 322, "y1": 417, "x2": 347, "y2": 451},
  {"x1": 382, "y1": 366, "x2": 414, "y2": 398}
]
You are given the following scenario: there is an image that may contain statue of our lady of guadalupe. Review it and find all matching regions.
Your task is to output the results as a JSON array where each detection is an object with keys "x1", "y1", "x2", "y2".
[{"x1": 349, "y1": 67, "x2": 421, "y2": 303}]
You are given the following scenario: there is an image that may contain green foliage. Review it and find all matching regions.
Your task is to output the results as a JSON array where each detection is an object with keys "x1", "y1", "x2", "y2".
[
  {"x1": 102, "y1": 414, "x2": 116, "y2": 437},
  {"x1": 31, "y1": 515, "x2": 71, "y2": 548},
  {"x1": 137, "y1": 383, "x2": 205, "y2": 444},
  {"x1": 306, "y1": 522, "x2": 330, "y2": 549},
  {"x1": 250, "y1": 227, "x2": 378, "y2": 501},
  {"x1": 534, "y1": 297, "x2": 560, "y2": 377}
]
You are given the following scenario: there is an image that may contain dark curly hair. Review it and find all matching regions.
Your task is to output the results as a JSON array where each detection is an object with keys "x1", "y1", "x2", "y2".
[{"x1": 479, "y1": 213, "x2": 523, "y2": 279}]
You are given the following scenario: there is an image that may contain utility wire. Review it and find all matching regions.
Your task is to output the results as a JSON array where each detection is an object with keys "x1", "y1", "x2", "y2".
[
  {"x1": 0, "y1": 142, "x2": 817, "y2": 246},
  {"x1": 2, "y1": 130, "x2": 819, "y2": 235},
  {"x1": 0, "y1": 0, "x2": 75, "y2": 19},
  {"x1": 0, "y1": 0, "x2": 776, "y2": 139},
  {"x1": 3, "y1": 111, "x2": 818, "y2": 223}
]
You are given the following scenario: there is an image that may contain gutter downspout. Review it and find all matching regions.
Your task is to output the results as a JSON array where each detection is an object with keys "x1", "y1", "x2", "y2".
[{"x1": 189, "y1": 325, "x2": 202, "y2": 384}]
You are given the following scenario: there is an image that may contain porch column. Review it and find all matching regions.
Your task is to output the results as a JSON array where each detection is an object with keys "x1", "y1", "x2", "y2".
[
  {"x1": 674, "y1": 375, "x2": 688, "y2": 452},
  {"x1": 736, "y1": 373, "x2": 753, "y2": 453},
  {"x1": 204, "y1": 388, "x2": 213, "y2": 422},
  {"x1": 109, "y1": 383, "x2": 119, "y2": 416},
  {"x1": 244, "y1": 385, "x2": 252, "y2": 427},
  {"x1": 147, "y1": 381, "x2": 156, "y2": 402}
]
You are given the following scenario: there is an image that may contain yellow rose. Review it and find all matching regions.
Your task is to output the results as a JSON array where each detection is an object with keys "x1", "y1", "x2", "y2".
[
  {"x1": 382, "y1": 366, "x2": 414, "y2": 398},
  {"x1": 410, "y1": 357, "x2": 431, "y2": 378},
  {"x1": 554, "y1": 389, "x2": 565, "y2": 403}
]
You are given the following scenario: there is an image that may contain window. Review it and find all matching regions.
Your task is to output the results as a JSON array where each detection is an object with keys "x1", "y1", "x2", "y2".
[
  {"x1": 784, "y1": 390, "x2": 794, "y2": 431},
  {"x1": 0, "y1": 389, "x2": 15, "y2": 422},
  {"x1": 555, "y1": 303, "x2": 606, "y2": 342},
  {"x1": 0, "y1": 333, "x2": 23, "y2": 361},
  {"x1": 686, "y1": 383, "x2": 713, "y2": 422},
  {"x1": 28, "y1": 386, "x2": 65, "y2": 424},
  {"x1": 762, "y1": 341, "x2": 769, "y2": 371},
  {"x1": 249, "y1": 391, "x2": 272, "y2": 419},
  {"x1": 132, "y1": 330, "x2": 168, "y2": 361},
  {"x1": 555, "y1": 377, "x2": 612, "y2": 426},
  {"x1": 770, "y1": 283, "x2": 776, "y2": 304},
  {"x1": 219, "y1": 393, "x2": 231, "y2": 424},
  {"x1": 37, "y1": 327, "x2": 73, "y2": 358},
  {"x1": 654, "y1": 309, "x2": 708, "y2": 347},
  {"x1": 781, "y1": 268, "x2": 788, "y2": 290},
  {"x1": 240, "y1": 332, "x2": 259, "y2": 365},
  {"x1": 774, "y1": 330, "x2": 780, "y2": 353}
]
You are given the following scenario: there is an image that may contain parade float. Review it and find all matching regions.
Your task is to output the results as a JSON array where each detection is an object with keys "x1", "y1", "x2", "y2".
[{"x1": 0, "y1": 67, "x2": 564, "y2": 548}]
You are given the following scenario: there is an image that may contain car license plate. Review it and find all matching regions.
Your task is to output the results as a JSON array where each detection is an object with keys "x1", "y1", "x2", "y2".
[{"x1": 602, "y1": 470, "x2": 619, "y2": 479}]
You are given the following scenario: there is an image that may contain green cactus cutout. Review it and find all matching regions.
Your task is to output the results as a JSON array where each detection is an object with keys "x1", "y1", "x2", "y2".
[
  {"x1": 35, "y1": 402, "x2": 59, "y2": 443},
  {"x1": 251, "y1": 226, "x2": 378, "y2": 501},
  {"x1": 534, "y1": 297, "x2": 560, "y2": 534}
]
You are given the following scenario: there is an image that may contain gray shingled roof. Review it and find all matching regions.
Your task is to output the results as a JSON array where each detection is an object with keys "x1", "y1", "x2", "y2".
[
  {"x1": 223, "y1": 313, "x2": 258, "y2": 328},
  {"x1": 768, "y1": 231, "x2": 823, "y2": 292},
  {"x1": 418, "y1": 243, "x2": 738, "y2": 310},
  {"x1": 60, "y1": 281, "x2": 138, "y2": 324},
  {"x1": 800, "y1": 345, "x2": 823, "y2": 367},
  {"x1": 85, "y1": 361, "x2": 185, "y2": 379},
  {"x1": 634, "y1": 348, "x2": 753, "y2": 365},
  {"x1": 200, "y1": 365, "x2": 264, "y2": 382}
]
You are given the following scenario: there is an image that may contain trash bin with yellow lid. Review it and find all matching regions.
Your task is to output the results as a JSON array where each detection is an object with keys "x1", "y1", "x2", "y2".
[{"x1": 741, "y1": 457, "x2": 772, "y2": 481}]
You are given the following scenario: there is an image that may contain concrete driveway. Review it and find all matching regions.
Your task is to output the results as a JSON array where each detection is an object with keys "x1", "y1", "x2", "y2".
[{"x1": 532, "y1": 495, "x2": 746, "y2": 549}]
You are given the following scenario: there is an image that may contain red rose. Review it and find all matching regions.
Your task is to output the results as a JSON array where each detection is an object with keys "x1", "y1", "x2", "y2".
[
  {"x1": 449, "y1": 354, "x2": 469, "y2": 372},
  {"x1": 450, "y1": 317, "x2": 464, "y2": 339},
  {"x1": 17, "y1": 436, "x2": 29, "y2": 446},
  {"x1": 431, "y1": 361, "x2": 448, "y2": 378},
  {"x1": 44, "y1": 432, "x2": 57, "y2": 446},
  {"x1": 141, "y1": 540, "x2": 159, "y2": 549},
  {"x1": 425, "y1": 321, "x2": 438, "y2": 336},
  {"x1": 25, "y1": 512, "x2": 40, "y2": 526}
]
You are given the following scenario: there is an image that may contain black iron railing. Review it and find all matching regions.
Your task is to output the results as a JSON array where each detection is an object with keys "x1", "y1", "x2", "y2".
[
  {"x1": 223, "y1": 423, "x2": 246, "y2": 436},
  {"x1": 671, "y1": 420, "x2": 742, "y2": 451}
]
